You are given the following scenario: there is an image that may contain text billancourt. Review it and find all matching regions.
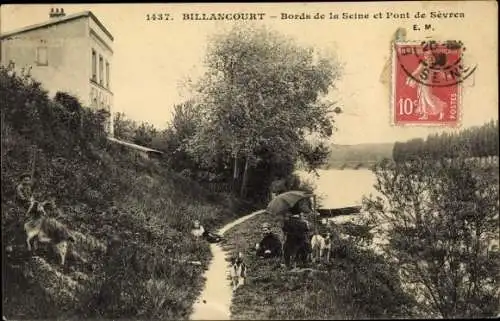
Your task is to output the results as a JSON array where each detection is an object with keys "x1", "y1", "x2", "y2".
[{"x1": 182, "y1": 13, "x2": 266, "y2": 20}]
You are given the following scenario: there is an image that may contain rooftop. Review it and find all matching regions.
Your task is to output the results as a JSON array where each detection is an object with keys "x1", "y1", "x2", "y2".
[
  {"x1": 107, "y1": 137, "x2": 164, "y2": 155},
  {"x1": 0, "y1": 10, "x2": 113, "y2": 41}
]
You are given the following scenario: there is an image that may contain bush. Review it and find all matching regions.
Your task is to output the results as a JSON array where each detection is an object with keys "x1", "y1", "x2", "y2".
[{"x1": 364, "y1": 157, "x2": 499, "y2": 318}]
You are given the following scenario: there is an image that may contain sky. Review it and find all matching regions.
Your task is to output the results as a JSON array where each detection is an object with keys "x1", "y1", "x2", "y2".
[{"x1": 1, "y1": 2, "x2": 498, "y2": 145}]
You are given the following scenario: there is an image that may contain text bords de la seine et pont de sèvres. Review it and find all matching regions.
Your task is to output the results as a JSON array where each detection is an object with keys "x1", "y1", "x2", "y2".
[{"x1": 146, "y1": 11, "x2": 466, "y2": 22}]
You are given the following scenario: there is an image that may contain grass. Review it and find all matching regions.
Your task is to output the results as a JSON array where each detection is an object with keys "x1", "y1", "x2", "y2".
[{"x1": 223, "y1": 212, "x2": 417, "y2": 320}]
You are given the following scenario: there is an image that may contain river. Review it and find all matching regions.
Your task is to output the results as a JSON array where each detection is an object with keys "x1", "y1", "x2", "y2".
[
  {"x1": 296, "y1": 168, "x2": 389, "y2": 252},
  {"x1": 295, "y1": 168, "x2": 378, "y2": 209}
]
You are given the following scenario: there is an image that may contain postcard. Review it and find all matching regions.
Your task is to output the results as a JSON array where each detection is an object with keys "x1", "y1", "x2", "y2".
[{"x1": 1, "y1": 2, "x2": 498, "y2": 321}]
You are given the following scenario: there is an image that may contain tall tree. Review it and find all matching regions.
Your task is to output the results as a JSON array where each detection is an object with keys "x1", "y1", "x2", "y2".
[
  {"x1": 154, "y1": 100, "x2": 203, "y2": 174},
  {"x1": 187, "y1": 25, "x2": 342, "y2": 198},
  {"x1": 133, "y1": 122, "x2": 157, "y2": 147},
  {"x1": 113, "y1": 112, "x2": 138, "y2": 142}
]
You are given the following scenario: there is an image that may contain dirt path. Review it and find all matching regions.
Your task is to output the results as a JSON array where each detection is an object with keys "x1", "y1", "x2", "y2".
[{"x1": 189, "y1": 210, "x2": 265, "y2": 320}]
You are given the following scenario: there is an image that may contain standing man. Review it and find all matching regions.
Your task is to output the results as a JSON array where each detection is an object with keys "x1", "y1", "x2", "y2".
[
  {"x1": 297, "y1": 212, "x2": 312, "y2": 266},
  {"x1": 282, "y1": 212, "x2": 311, "y2": 269}
]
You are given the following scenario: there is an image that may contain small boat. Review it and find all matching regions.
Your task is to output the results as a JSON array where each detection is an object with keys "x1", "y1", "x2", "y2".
[{"x1": 316, "y1": 205, "x2": 362, "y2": 218}]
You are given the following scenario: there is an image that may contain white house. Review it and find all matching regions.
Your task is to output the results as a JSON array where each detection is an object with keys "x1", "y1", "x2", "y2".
[{"x1": 1, "y1": 8, "x2": 115, "y2": 135}]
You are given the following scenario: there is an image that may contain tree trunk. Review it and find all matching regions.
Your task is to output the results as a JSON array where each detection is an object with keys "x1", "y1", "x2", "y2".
[
  {"x1": 232, "y1": 154, "x2": 239, "y2": 195},
  {"x1": 30, "y1": 146, "x2": 37, "y2": 182},
  {"x1": 240, "y1": 156, "x2": 250, "y2": 198}
]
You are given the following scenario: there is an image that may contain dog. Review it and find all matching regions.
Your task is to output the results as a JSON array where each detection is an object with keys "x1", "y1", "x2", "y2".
[
  {"x1": 311, "y1": 232, "x2": 332, "y2": 263},
  {"x1": 229, "y1": 252, "x2": 247, "y2": 292},
  {"x1": 24, "y1": 200, "x2": 75, "y2": 265},
  {"x1": 322, "y1": 232, "x2": 332, "y2": 263}
]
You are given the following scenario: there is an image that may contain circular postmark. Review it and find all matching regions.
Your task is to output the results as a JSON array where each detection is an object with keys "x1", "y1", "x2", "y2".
[{"x1": 396, "y1": 40, "x2": 477, "y2": 87}]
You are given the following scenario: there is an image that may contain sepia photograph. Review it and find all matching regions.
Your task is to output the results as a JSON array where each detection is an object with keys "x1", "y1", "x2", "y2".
[{"x1": 1, "y1": 2, "x2": 498, "y2": 320}]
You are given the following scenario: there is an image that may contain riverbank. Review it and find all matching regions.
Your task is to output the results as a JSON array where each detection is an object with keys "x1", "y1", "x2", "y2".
[{"x1": 223, "y1": 211, "x2": 415, "y2": 319}]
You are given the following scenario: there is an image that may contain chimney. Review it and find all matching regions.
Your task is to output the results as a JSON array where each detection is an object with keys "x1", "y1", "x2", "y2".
[{"x1": 49, "y1": 8, "x2": 66, "y2": 19}]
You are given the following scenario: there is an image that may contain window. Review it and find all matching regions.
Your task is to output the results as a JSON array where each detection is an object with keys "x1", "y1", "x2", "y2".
[
  {"x1": 36, "y1": 47, "x2": 48, "y2": 66},
  {"x1": 91, "y1": 49, "x2": 97, "y2": 81},
  {"x1": 106, "y1": 61, "x2": 110, "y2": 88},
  {"x1": 99, "y1": 55, "x2": 104, "y2": 85}
]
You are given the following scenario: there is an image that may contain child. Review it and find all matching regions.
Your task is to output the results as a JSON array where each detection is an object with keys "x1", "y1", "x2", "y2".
[
  {"x1": 17, "y1": 173, "x2": 33, "y2": 203},
  {"x1": 191, "y1": 220, "x2": 205, "y2": 238},
  {"x1": 16, "y1": 173, "x2": 37, "y2": 217}
]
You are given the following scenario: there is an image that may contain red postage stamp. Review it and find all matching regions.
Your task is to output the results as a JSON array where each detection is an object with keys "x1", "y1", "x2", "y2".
[{"x1": 392, "y1": 40, "x2": 476, "y2": 126}]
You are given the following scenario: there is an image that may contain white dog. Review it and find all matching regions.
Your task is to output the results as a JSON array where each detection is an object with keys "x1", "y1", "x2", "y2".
[
  {"x1": 24, "y1": 200, "x2": 75, "y2": 265},
  {"x1": 229, "y1": 252, "x2": 247, "y2": 291},
  {"x1": 311, "y1": 232, "x2": 332, "y2": 263}
]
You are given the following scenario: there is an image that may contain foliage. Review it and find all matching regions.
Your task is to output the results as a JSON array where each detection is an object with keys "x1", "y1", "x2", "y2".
[
  {"x1": 152, "y1": 100, "x2": 204, "y2": 175},
  {"x1": 298, "y1": 140, "x2": 331, "y2": 172},
  {"x1": 364, "y1": 157, "x2": 499, "y2": 318},
  {"x1": 393, "y1": 120, "x2": 499, "y2": 162},
  {"x1": 113, "y1": 112, "x2": 159, "y2": 148},
  {"x1": 0, "y1": 66, "x2": 109, "y2": 158},
  {"x1": 185, "y1": 25, "x2": 342, "y2": 199},
  {"x1": 113, "y1": 112, "x2": 137, "y2": 142},
  {"x1": 133, "y1": 122, "x2": 158, "y2": 147}
]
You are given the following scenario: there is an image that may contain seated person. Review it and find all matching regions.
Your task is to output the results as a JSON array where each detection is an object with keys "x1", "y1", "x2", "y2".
[
  {"x1": 255, "y1": 223, "x2": 282, "y2": 258},
  {"x1": 191, "y1": 220, "x2": 205, "y2": 238},
  {"x1": 191, "y1": 220, "x2": 223, "y2": 243}
]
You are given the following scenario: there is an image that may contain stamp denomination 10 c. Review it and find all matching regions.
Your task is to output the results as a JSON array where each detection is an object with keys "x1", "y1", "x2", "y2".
[{"x1": 392, "y1": 40, "x2": 476, "y2": 126}]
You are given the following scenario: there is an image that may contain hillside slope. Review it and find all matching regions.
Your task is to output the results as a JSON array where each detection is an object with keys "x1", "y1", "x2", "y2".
[{"x1": 1, "y1": 67, "x2": 254, "y2": 320}]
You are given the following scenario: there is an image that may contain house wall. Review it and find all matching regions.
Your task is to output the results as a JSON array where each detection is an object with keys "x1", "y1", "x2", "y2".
[
  {"x1": 1, "y1": 18, "x2": 89, "y2": 105},
  {"x1": 88, "y1": 17, "x2": 114, "y2": 135}
]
